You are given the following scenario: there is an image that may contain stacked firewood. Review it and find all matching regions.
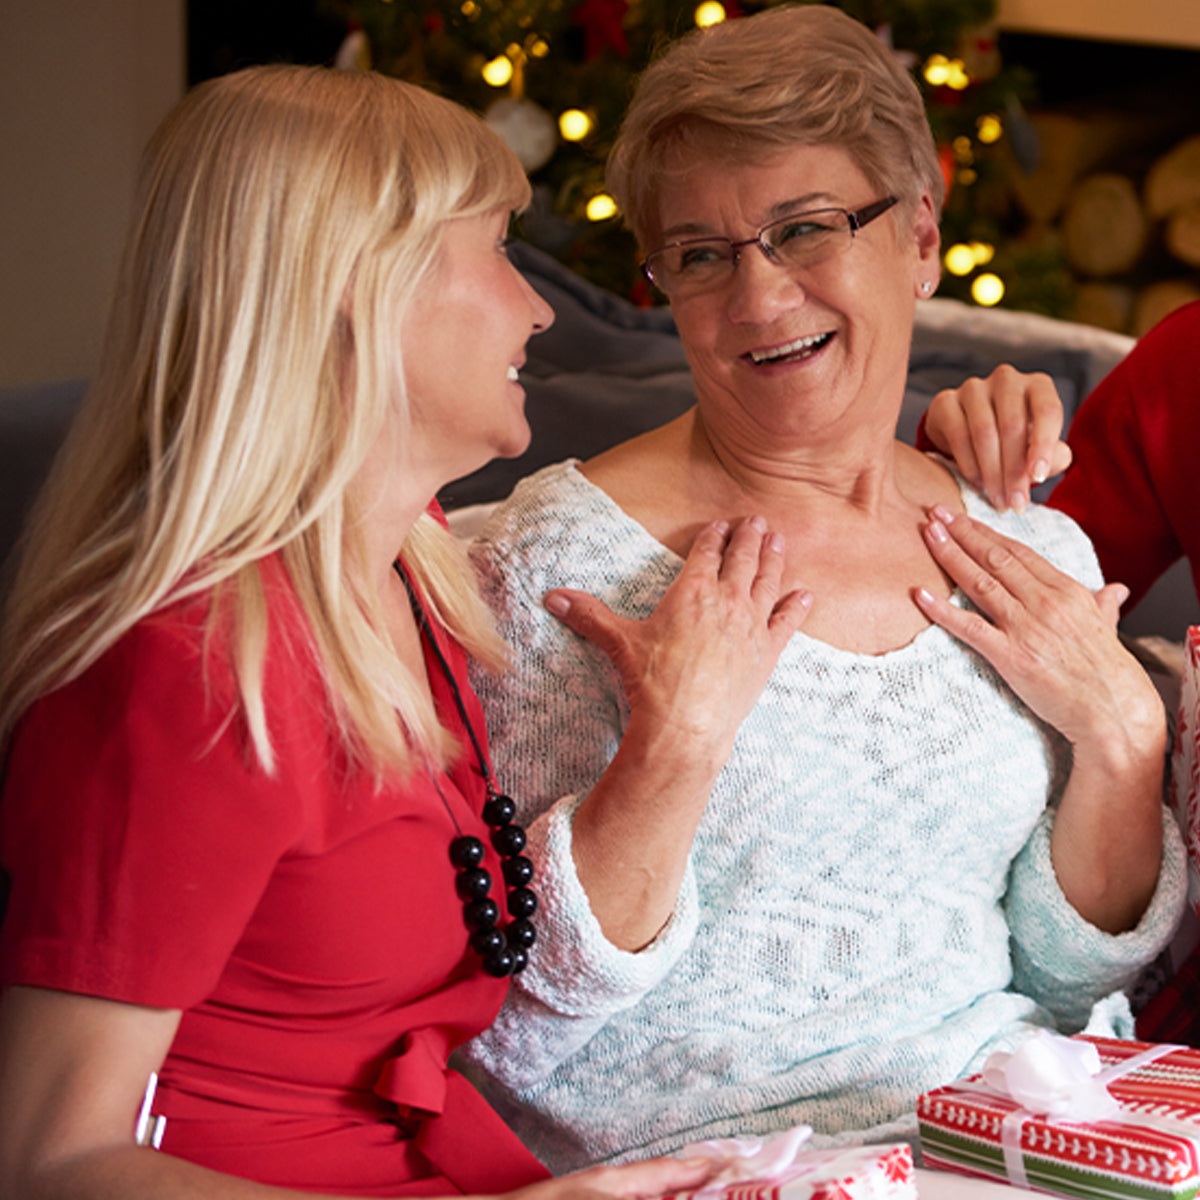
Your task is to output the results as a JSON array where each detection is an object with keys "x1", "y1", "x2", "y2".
[{"x1": 1006, "y1": 109, "x2": 1200, "y2": 335}]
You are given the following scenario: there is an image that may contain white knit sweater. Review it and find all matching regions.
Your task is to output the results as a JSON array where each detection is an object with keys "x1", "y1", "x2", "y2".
[{"x1": 460, "y1": 459, "x2": 1186, "y2": 1174}]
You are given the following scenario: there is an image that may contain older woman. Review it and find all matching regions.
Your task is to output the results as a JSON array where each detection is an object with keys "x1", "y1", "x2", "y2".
[{"x1": 459, "y1": 5, "x2": 1187, "y2": 1175}]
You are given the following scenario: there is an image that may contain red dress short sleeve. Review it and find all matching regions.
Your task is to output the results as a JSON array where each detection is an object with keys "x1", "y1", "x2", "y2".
[{"x1": 0, "y1": 557, "x2": 547, "y2": 1197}]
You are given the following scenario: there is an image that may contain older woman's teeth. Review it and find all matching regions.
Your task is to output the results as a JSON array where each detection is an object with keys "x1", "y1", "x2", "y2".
[
  {"x1": 749, "y1": 332, "x2": 832, "y2": 364},
  {"x1": 507, "y1": 366, "x2": 520, "y2": 381}
]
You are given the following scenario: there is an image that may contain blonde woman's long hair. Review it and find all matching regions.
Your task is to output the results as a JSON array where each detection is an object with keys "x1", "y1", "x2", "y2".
[{"x1": 0, "y1": 64, "x2": 527, "y2": 777}]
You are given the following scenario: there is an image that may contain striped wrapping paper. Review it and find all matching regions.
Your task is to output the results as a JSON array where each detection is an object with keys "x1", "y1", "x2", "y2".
[
  {"x1": 918, "y1": 1036, "x2": 1200, "y2": 1199},
  {"x1": 1170, "y1": 626, "x2": 1200, "y2": 920},
  {"x1": 666, "y1": 1143, "x2": 915, "y2": 1200}
]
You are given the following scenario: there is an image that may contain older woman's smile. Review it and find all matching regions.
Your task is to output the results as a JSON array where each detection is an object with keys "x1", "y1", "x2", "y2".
[{"x1": 746, "y1": 330, "x2": 833, "y2": 365}]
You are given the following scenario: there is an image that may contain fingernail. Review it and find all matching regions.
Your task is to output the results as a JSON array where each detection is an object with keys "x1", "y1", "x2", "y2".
[
  {"x1": 747, "y1": 514, "x2": 767, "y2": 532},
  {"x1": 766, "y1": 531, "x2": 785, "y2": 553},
  {"x1": 930, "y1": 504, "x2": 955, "y2": 524},
  {"x1": 1031, "y1": 459, "x2": 1050, "y2": 485},
  {"x1": 926, "y1": 520, "x2": 948, "y2": 544},
  {"x1": 712, "y1": 520, "x2": 730, "y2": 535},
  {"x1": 1008, "y1": 490, "x2": 1028, "y2": 513},
  {"x1": 798, "y1": 589, "x2": 814, "y2": 611},
  {"x1": 543, "y1": 592, "x2": 569, "y2": 616},
  {"x1": 915, "y1": 586, "x2": 936, "y2": 605}
]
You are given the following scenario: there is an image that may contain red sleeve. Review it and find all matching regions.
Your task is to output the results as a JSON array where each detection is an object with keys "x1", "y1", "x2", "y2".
[
  {"x1": 1050, "y1": 301, "x2": 1200, "y2": 611},
  {"x1": 914, "y1": 410, "x2": 935, "y2": 453},
  {"x1": 0, "y1": 611, "x2": 306, "y2": 1009}
]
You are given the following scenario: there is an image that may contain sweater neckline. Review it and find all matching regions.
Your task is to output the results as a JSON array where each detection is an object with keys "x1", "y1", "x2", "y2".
[{"x1": 550, "y1": 457, "x2": 986, "y2": 667}]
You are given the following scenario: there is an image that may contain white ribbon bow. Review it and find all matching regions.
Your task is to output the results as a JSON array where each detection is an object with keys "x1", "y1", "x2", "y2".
[
  {"x1": 677, "y1": 1124, "x2": 815, "y2": 1190},
  {"x1": 981, "y1": 1029, "x2": 1121, "y2": 1121}
]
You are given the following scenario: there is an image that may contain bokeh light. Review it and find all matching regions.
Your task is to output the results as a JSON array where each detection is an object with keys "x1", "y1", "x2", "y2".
[
  {"x1": 971, "y1": 273, "x2": 1005, "y2": 306},
  {"x1": 586, "y1": 193, "x2": 618, "y2": 221},
  {"x1": 559, "y1": 109, "x2": 593, "y2": 141},
  {"x1": 481, "y1": 55, "x2": 514, "y2": 87},
  {"x1": 944, "y1": 244, "x2": 977, "y2": 276},
  {"x1": 976, "y1": 114, "x2": 1003, "y2": 144}
]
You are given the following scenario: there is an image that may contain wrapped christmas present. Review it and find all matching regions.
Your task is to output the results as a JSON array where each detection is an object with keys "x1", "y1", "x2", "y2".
[
  {"x1": 918, "y1": 1031, "x2": 1200, "y2": 1199},
  {"x1": 1170, "y1": 626, "x2": 1200, "y2": 919},
  {"x1": 666, "y1": 1126, "x2": 915, "y2": 1200}
]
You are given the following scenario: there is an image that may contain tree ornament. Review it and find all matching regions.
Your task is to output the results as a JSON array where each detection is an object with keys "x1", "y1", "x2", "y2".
[
  {"x1": 485, "y1": 97, "x2": 558, "y2": 172},
  {"x1": 572, "y1": 0, "x2": 629, "y2": 61}
]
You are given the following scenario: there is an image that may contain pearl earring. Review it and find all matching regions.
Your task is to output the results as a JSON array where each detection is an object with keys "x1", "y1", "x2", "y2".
[{"x1": 920, "y1": 281, "x2": 934, "y2": 296}]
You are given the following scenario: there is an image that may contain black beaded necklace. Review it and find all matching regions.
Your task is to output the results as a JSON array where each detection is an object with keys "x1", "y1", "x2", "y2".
[{"x1": 395, "y1": 562, "x2": 537, "y2": 978}]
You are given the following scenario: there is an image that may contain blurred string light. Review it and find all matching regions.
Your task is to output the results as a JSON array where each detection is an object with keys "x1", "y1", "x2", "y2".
[
  {"x1": 483, "y1": 35, "x2": 548, "y2": 92},
  {"x1": 944, "y1": 241, "x2": 996, "y2": 276},
  {"x1": 943, "y1": 244, "x2": 977, "y2": 276},
  {"x1": 695, "y1": 2, "x2": 726, "y2": 27},
  {"x1": 482, "y1": 54, "x2": 514, "y2": 87},
  {"x1": 945, "y1": 242, "x2": 1003, "y2": 307},
  {"x1": 559, "y1": 108, "x2": 593, "y2": 141},
  {"x1": 971, "y1": 273, "x2": 1005, "y2": 306},
  {"x1": 586, "y1": 193, "x2": 618, "y2": 221},
  {"x1": 923, "y1": 54, "x2": 971, "y2": 91},
  {"x1": 976, "y1": 113, "x2": 1003, "y2": 144}
]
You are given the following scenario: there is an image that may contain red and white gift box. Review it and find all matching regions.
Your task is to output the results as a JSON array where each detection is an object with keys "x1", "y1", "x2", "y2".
[
  {"x1": 666, "y1": 1143, "x2": 915, "y2": 1200},
  {"x1": 918, "y1": 1035, "x2": 1200, "y2": 1199},
  {"x1": 1170, "y1": 626, "x2": 1200, "y2": 919}
]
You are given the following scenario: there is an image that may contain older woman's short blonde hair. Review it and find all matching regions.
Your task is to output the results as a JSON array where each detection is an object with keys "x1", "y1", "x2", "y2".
[
  {"x1": 1, "y1": 65, "x2": 528, "y2": 775},
  {"x1": 607, "y1": 4, "x2": 945, "y2": 250}
]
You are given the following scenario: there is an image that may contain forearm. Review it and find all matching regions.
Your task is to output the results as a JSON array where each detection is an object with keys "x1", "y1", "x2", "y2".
[
  {"x1": 6, "y1": 1146, "x2": 361, "y2": 1200},
  {"x1": 462, "y1": 794, "x2": 697, "y2": 1091},
  {"x1": 1049, "y1": 717, "x2": 1167, "y2": 934},
  {"x1": 1008, "y1": 804, "x2": 1186, "y2": 1029},
  {"x1": 572, "y1": 709, "x2": 728, "y2": 951}
]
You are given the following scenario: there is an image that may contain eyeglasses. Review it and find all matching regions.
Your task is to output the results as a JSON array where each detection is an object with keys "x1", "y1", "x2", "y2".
[{"x1": 641, "y1": 196, "x2": 899, "y2": 299}]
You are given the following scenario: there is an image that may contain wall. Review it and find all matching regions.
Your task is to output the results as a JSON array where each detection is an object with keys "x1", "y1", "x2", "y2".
[
  {"x1": 997, "y1": 0, "x2": 1200, "y2": 50},
  {"x1": 0, "y1": 1, "x2": 185, "y2": 387}
]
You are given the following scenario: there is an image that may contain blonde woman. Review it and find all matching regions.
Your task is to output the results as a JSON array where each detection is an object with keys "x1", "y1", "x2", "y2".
[{"x1": 0, "y1": 66, "x2": 809, "y2": 1199}]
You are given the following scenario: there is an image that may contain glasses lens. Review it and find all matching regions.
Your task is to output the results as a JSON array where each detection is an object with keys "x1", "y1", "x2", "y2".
[
  {"x1": 647, "y1": 240, "x2": 732, "y2": 293},
  {"x1": 763, "y1": 209, "x2": 851, "y2": 268}
]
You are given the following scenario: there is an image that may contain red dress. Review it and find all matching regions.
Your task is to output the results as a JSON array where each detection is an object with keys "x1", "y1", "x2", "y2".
[
  {"x1": 0, "y1": 555, "x2": 548, "y2": 1196},
  {"x1": 1047, "y1": 300, "x2": 1200, "y2": 613}
]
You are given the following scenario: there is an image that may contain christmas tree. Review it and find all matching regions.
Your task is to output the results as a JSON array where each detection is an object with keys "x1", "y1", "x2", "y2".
[{"x1": 323, "y1": 0, "x2": 1070, "y2": 316}]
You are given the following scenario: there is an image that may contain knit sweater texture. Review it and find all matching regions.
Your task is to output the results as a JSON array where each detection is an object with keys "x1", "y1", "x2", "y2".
[{"x1": 460, "y1": 459, "x2": 1186, "y2": 1174}]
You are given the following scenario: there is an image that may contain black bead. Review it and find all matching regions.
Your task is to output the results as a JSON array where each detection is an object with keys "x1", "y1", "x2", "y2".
[
  {"x1": 456, "y1": 867, "x2": 492, "y2": 901},
  {"x1": 471, "y1": 927, "x2": 507, "y2": 957},
  {"x1": 502, "y1": 855, "x2": 534, "y2": 887},
  {"x1": 482, "y1": 794, "x2": 516, "y2": 827},
  {"x1": 482, "y1": 946, "x2": 516, "y2": 977},
  {"x1": 507, "y1": 917, "x2": 536, "y2": 949},
  {"x1": 507, "y1": 886, "x2": 538, "y2": 919},
  {"x1": 449, "y1": 835, "x2": 485, "y2": 869},
  {"x1": 463, "y1": 897, "x2": 500, "y2": 930},
  {"x1": 491, "y1": 824, "x2": 527, "y2": 857},
  {"x1": 396, "y1": 564, "x2": 538, "y2": 981}
]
